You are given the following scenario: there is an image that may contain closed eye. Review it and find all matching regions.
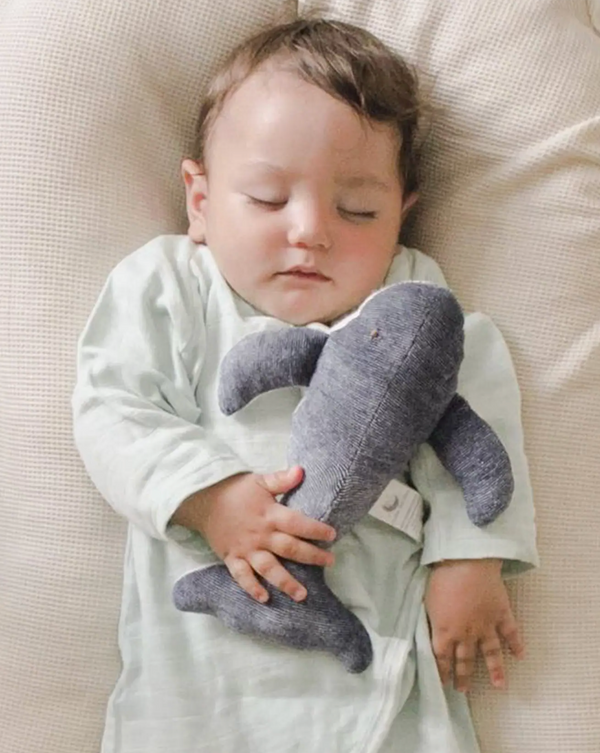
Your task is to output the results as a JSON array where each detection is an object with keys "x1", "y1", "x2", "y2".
[
  {"x1": 246, "y1": 195, "x2": 287, "y2": 209},
  {"x1": 339, "y1": 208, "x2": 378, "y2": 221}
]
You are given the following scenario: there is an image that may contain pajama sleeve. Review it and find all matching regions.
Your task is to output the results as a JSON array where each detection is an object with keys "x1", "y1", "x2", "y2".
[
  {"x1": 388, "y1": 248, "x2": 539, "y2": 576},
  {"x1": 72, "y1": 240, "x2": 250, "y2": 541}
]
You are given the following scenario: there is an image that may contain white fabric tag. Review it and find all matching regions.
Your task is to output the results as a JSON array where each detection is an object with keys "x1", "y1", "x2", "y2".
[{"x1": 368, "y1": 479, "x2": 424, "y2": 542}]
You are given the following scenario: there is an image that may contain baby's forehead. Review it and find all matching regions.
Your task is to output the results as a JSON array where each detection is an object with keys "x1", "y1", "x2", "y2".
[
  {"x1": 212, "y1": 72, "x2": 396, "y2": 146},
  {"x1": 220, "y1": 65, "x2": 320, "y2": 114},
  {"x1": 213, "y1": 64, "x2": 392, "y2": 139}
]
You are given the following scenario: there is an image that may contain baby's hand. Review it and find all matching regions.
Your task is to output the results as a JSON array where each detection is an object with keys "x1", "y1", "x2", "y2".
[
  {"x1": 424, "y1": 558, "x2": 525, "y2": 693},
  {"x1": 172, "y1": 467, "x2": 336, "y2": 604}
]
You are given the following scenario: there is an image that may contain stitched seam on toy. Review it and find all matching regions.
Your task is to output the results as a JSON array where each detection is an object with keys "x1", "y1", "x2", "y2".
[{"x1": 325, "y1": 300, "x2": 435, "y2": 520}]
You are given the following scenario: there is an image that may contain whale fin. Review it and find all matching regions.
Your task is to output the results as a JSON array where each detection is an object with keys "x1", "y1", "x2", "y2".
[
  {"x1": 218, "y1": 327, "x2": 328, "y2": 414},
  {"x1": 429, "y1": 393, "x2": 514, "y2": 526}
]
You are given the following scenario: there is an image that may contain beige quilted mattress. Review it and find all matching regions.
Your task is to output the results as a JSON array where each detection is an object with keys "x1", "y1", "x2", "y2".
[{"x1": 0, "y1": 1, "x2": 598, "y2": 751}]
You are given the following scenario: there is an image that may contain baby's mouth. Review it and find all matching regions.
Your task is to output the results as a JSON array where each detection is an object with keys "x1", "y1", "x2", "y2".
[{"x1": 278, "y1": 268, "x2": 330, "y2": 281}]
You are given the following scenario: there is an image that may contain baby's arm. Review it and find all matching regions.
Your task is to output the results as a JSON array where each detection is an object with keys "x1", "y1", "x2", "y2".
[
  {"x1": 72, "y1": 239, "x2": 334, "y2": 598},
  {"x1": 411, "y1": 312, "x2": 538, "y2": 692},
  {"x1": 388, "y1": 248, "x2": 537, "y2": 691}
]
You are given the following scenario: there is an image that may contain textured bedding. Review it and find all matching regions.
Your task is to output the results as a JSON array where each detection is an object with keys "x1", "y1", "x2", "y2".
[{"x1": 0, "y1": 1, "x2": 598, "y2": 750}]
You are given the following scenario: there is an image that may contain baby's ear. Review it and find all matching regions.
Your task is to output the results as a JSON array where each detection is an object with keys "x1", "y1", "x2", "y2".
[
  {"x1": 181, "y1": 159, "x2": 208, "y2": 243},
  {"x1": 401, "y1": 192, "x2": 418, "y2": 221}
]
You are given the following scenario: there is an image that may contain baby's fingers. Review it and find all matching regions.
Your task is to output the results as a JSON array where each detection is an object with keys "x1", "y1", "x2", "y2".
[
  {"x1": 454, "y1": 641, "x2": 477, "y2": 693},
  {"x1": 248, "y1": 550, "x2": 307, "y2": 602},
  {"x1": 257, "y1": 466, "x2": 304, "y2": 496},
  {"x1": 480, "y1": 634, "x2": 506, "y2": 689},
  {"x1": 226, "y1": 557, "x2": 269, "y2": 604},
  {"x1": 269, "y1": 531, "x2": 335, "y2": 567},
  {"x1": 430, "y1": 633, "x2": 455, "y2": 686},
  {"x1": 272, "y1": 506, "x2": 337, "y2": 544},
  {"x1": 499, "y1": 613, "x2": 525, "y2": 660}
]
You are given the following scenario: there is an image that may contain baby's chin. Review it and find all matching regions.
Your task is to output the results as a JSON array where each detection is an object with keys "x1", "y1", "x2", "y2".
[
  {"x1": 256, "y1": 297, "x2": 354, "y2": 327},
  {"x1": 235, "y1": 278, "x2": 370, "y2": 327}
]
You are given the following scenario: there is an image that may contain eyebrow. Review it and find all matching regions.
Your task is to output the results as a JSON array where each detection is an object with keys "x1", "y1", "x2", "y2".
[
  {"x1": 241, "y1": 160, "x2": 286, "y2": 175},
  {"x1": 335, "y1": 175, "x2": 393, "y2": 193},
  {"x1": 241, "y1": 162, "x2": 393, "y2": 192}
]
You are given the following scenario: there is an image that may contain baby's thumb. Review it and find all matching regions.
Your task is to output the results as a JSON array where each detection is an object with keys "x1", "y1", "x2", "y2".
[{"x1": 258, "y1": 466, "x2": 304, "y2": 496}]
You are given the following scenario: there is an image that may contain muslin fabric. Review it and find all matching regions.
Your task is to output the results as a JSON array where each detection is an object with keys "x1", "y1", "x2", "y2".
[{"x1": 72, "y1": 236, "x2": 536, "y2": 752}]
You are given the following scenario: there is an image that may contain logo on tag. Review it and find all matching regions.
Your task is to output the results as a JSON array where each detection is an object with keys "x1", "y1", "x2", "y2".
[{"x1": 369, "y1": 479, "x2": 424, "y2": 542}]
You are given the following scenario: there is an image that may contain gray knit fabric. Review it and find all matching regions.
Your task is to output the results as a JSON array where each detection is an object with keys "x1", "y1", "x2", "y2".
[
  {"x1": 173, "y1": 282, "x2": 514, "y2": 672},
  {"x1": 429, "y1": 393, "x2": 515, "y2": 526}
]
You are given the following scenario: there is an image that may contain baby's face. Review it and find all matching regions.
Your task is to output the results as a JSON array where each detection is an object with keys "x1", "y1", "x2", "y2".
[{"x1": 184, "y1": 66, "x2": 413, "y2": 325}]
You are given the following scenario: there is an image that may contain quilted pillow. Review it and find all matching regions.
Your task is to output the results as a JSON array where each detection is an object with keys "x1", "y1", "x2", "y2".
[{"x1": 1, "y1": 0, "x2": 599, "y2": 751}]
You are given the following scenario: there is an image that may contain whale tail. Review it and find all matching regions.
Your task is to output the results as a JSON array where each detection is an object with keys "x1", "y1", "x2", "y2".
[{"x1": 173, "y1": 562, "x2": 373, "y2": 673}]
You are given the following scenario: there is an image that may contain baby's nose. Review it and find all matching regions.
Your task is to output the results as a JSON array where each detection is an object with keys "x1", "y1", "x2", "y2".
[{"x1": 287, "y1": 204, "x2": 332, "y2": 250}]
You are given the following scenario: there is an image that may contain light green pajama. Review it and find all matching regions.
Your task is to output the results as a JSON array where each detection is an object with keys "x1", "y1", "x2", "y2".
[{"x1": 73, "y1": 235, "x2": 538, "y2": 753}]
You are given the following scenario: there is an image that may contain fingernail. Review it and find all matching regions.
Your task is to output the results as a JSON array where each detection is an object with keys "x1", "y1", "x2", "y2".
[
  {"x1": 293, "y1": 589, "x2": 306, "y2": 602},
  {"x1": 257, "y1": 592, "x2": 269, "y2": 603}
]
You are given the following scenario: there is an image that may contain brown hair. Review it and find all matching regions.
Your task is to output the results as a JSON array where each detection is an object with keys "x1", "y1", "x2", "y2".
[{"x1": 193, "y1": 18, "x2": 422, "y2": 197}]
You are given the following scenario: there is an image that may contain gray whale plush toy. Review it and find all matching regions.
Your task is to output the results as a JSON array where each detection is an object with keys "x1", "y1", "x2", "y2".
[{"x1": 173, "y1": 282, "x2": 514, "y2": 673}]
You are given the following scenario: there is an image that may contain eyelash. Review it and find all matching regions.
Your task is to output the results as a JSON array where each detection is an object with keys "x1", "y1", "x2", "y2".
[
  {"x1": 247, "y1": 197, "x2": 286, "y2": 209},
  {"x1": 339, "y1": 208, "x2": 377, "y2": 221},
  {"x1": 246, "y1": 196, "x2": 377, "y2": 220}
]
